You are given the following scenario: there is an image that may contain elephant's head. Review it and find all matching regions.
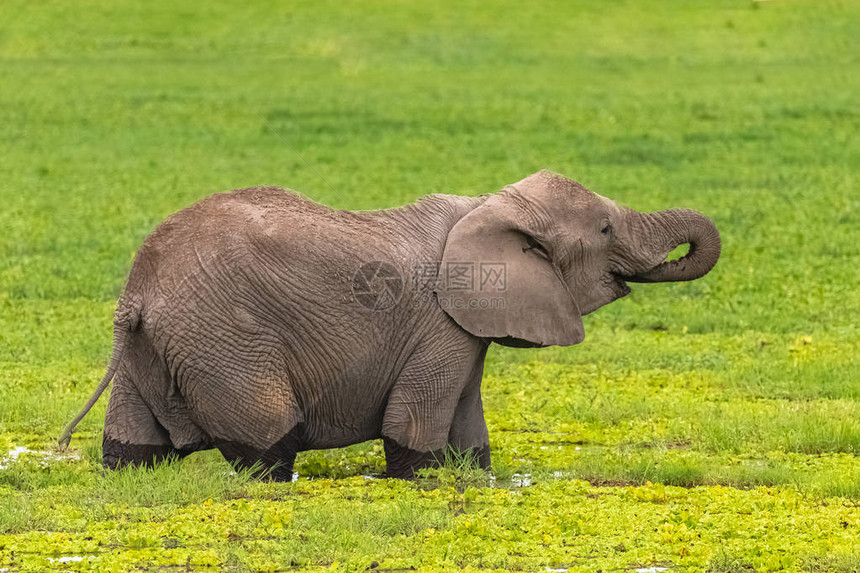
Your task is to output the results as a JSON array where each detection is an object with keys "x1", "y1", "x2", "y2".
[{"x1": 435, "y1": 170, "x2": 721, "y2": 347}]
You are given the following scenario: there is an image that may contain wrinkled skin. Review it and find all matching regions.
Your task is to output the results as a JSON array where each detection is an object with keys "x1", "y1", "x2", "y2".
[{"x1": 60, "y1": 171, "x2": 720, "y2": 479}]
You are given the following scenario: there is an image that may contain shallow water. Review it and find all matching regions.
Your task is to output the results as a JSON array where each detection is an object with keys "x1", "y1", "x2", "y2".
[
  {"x1": 46, "y1": 556, "x2": 94, "y2": 563},
  {"x1": 0, "y1": 446, "x2": 80, "y2": 469}
]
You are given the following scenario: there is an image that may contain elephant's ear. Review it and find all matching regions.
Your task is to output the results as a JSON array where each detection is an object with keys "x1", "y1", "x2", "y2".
[{"x1": 435, "y1": 194, "x2": 584, "y2": 347}]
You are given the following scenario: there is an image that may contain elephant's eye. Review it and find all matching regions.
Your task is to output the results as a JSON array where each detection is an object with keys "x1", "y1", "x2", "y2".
[
  {"x1": 601, "y1": 223, "x2": 613, "y2": 235},
  {"x1": 523, "y1": 235, "x2": 551, "y2": 261}
]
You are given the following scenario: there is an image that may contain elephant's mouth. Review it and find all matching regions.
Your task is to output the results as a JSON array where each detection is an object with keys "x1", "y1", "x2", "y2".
[{"x1": 609, "y1": 274, "x2": 632, "y2": 299}]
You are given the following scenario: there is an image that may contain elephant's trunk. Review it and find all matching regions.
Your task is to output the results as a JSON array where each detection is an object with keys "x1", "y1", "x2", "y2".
[{"x1": 625, "y1": 208, "x2": 721, "y2": 283}]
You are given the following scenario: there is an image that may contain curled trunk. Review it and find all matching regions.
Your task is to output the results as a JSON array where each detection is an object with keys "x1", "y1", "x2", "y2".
[{"x1": 626, "y1": 208, "x2": 721, "y2": 283}]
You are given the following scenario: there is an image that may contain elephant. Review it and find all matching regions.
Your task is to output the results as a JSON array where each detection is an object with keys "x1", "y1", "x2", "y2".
[{"x1": 59, "y1": 170, "x2": 720, "y2": 479}]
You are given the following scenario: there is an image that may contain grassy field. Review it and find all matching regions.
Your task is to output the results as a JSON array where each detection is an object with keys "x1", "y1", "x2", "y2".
[{"x1": 1, "y1": 0, "x2": 859, "y2": 570}]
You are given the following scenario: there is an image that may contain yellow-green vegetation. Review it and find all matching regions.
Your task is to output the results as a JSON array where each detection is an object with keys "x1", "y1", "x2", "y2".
[{"x1": 1, "y1": 0, "x2": 858, "y2": 571}]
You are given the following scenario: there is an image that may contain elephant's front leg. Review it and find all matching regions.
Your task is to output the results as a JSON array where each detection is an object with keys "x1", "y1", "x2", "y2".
[
  {"x1": 446, "y1": 381, "x2": 491, "y2": 470},
  {"x1": 382, "y1": 381, "x2": 490, "y2": 478},
  {"x1": 381, "y1": 389, "x2": 453, "y2": 479},
  {"x1": 381, "y1": 339, "x2": 488, "y2": 479},
  {"x1": 381, "y1": 436, "x2": 444, "y2": 479}
]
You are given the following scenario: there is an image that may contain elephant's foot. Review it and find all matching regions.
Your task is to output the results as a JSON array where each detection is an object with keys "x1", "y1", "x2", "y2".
[
  {"x1": 383, "y1": 437, "x2": 443, "y2": 479},
  {"x1": 102, "y1": 437, "x2": 199, "y2": 469},
  {"x1": 465, "y1": 444, "x2": 492, "y2": 471},
  {"x1": 438, "y1": 444, "x2": 492, "y2": 473},
  {"x1": 383, "y1": 438, "x2": 492, "y2": 479},
  {"x1": 216, "y1": 426, "x2": 304, "y2": 482}
]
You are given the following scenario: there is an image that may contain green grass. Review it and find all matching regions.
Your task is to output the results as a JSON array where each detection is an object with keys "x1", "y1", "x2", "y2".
[{"x1": 1, "y1": 0, "x2": 859, "y2": 570}]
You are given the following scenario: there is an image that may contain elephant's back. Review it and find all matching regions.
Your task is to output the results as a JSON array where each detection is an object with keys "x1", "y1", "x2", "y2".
[
  {"x1": 127, "y1": 187, "x2": 359, "y2": 300},
  {"x1": 140, "y1": 186, "x2": 356, "y2": 257}
]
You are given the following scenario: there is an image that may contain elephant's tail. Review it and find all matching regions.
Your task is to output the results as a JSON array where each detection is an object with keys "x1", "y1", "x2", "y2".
[{"x1": 58, "y1": 301, "x2": 140, "y2": 450}]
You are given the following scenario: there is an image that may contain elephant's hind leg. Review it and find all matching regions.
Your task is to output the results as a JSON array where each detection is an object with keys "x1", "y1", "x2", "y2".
[
  {"x1": 103, "y1": 379, "x2": 194, "y2": 469},
  {"x1": 181, "y1": 363, "x2": 305, "y2": 482},
  {"x1": 103, "y1": 330, "x2": 209, "y2": 469},
  {"x1": 216, "y1": 424, "x2": 304, "y2": 482}
]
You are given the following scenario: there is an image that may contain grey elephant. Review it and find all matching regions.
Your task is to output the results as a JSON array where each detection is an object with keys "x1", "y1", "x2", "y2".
[{"x1": 60, "y1": 170, "x2": 720, "y2": 479}]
